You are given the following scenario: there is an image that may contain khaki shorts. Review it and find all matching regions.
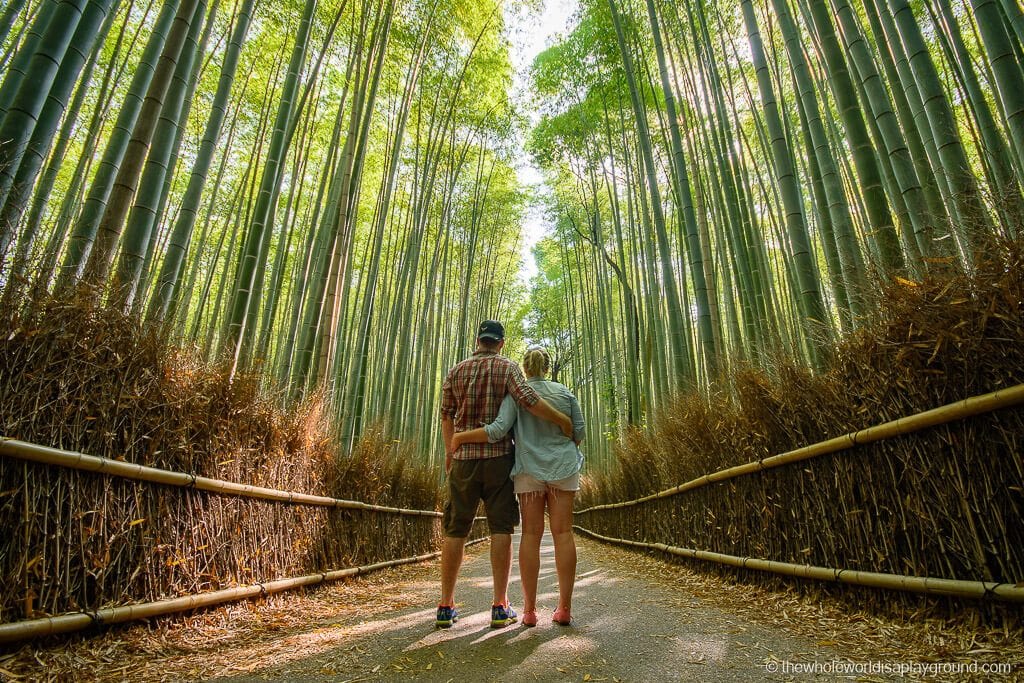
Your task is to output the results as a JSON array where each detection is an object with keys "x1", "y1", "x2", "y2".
[
  {"x1": 513, "y1": 471, "x2": 580, "y2": 495},
  {"x1": 443, "y1": 454, "x2": 519, "y2": 537}
]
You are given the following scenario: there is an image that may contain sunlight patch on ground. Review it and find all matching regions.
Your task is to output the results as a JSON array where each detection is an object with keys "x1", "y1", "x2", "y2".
[
  {"x1": 574, "y1": 570, "x2": 618, "y2": 589},
  {"x1": 333, "y1": 607, "x2": 438, "y2": 641},
  {"x1": 670, "y1": 635, "x2": 730, "y2": 663},
  {"x1": 519, "y1": 633, "x2": 600, "y2": 668},
  {"x1": 224, "y1": 607, "x2": 442, "y2": 670}
]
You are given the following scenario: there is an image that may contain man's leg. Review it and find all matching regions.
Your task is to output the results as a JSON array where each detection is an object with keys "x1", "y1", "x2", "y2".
[
  {"x1": 490, "y1": 532, "x2": 512, "y2": 606},
  {"x1": 440, "y1": 535, "x2": 467, "y2": 606},
  {"x1": 480, "y1": 454, "x2": 519, "y2": 613},
  {"x1": 440, "y1": 460, "x2": 478, "y2": 609}
]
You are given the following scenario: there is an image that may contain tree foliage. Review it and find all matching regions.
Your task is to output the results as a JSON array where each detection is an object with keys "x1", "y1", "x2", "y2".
[{"x1": 1, "y1": 0, "x2": 1022, "y2": 471}]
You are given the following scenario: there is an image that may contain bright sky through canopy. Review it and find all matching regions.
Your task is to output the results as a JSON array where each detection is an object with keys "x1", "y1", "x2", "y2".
[{"x1": 506, "y1": 0, "x2": 577, "y2": 284}]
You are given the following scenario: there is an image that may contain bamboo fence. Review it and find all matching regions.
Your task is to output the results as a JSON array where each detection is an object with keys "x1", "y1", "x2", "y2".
[
  {"x1": 0, "y1": 298, "x2": 488, "y2": 638},
  {"x1": 0, "y1": 539, "x2": 487, "y2": 644},
  {"x1": 0, "y1": 439, "x2": 484, "y2": 628},
  {"x1": 575, "y1": 384, "x2": 1024, "y2": 601}
]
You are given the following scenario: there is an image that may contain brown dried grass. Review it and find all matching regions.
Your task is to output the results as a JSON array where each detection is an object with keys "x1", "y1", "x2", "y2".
[
  {"x1": 0, "y1": 292, "x2": 445, "y2": 626},
  {"x1": 578, "y1": 241, "x2": 1024, "y2": 617}
]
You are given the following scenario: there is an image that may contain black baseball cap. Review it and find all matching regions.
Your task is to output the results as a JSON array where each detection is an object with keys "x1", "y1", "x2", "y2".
[{"x1": 477, "y1": 320, "x2": 505, "y2": 341}]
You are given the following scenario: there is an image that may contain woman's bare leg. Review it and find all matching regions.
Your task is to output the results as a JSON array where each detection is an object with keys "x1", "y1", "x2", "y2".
[
  {"x1": 518, "y1": 492, "x2": 546, "y2": 612},
  {"x1": 547, "y1": 489, "x2": 576, "y2": 613}
]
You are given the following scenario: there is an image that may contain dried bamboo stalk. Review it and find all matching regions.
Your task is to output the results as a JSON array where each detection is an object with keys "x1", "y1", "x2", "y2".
[
  {"x1": 578, "y1": 383, "x2": 1024, "y2": 513},
  {"x1": 0, "y1": 438, "x2": 441, "y2": 517},
  {"x1": 0, "y1": 538, "x2": 488, "y2": 644},
  {"x1": 573, "y1": 526, "x2": 1024, "y2": 602}
]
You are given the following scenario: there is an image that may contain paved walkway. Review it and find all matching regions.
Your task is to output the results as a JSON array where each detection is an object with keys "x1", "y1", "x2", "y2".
[{"x1": 218, "y1": 533, "x2": 851, "y2": 682}]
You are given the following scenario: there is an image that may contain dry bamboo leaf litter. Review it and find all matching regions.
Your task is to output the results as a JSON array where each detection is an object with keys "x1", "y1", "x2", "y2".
[
  {"x1": 585, "y1": 540, "x2": 1023, "y2": 681},
  {"x1": 0, "y1": 543, "x2": 489, "y2": 682},
  {"x1": 0, "y1": 532, "x2": 989, "y2": 682}
]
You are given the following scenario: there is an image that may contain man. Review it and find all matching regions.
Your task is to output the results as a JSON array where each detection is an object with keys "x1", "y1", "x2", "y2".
[{"x1": 436, "y1": 320, "x2": 572, "y2": 629}]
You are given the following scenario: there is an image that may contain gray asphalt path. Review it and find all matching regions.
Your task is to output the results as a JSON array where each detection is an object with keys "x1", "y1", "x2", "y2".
[{"x1": 220, "y1": 533, "x2": 851, "y2": 682}]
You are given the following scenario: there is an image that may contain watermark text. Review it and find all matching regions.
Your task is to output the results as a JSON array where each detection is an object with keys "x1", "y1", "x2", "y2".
[{"x1": 763, "y1": 659, "x2": 1014, "y2": 677}]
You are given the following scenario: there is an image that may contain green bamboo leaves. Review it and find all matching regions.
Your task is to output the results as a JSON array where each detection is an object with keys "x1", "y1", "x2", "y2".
[
  {"x1": 526, "y1": 0, "x2": 1024, "y2": 462},
  {"x1": 0, "y1": 0, "x2": 1022, "y2": 469}
]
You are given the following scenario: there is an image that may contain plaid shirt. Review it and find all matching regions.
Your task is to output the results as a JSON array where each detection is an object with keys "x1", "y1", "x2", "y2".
[{"x1": 441, "y1": 350, "x2": 540, "y2": 460}]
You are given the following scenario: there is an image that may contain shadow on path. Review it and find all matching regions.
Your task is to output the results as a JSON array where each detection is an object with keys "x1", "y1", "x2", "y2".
[{"x1": 215, "y1": 532, "x2": 852, "y2": 682}]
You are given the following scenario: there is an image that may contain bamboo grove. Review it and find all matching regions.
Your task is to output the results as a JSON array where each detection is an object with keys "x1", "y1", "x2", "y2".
[
  {"x1": 2, "y1": 0, "x2": 1024, "y2": 472},
  {"x1": 0, "y1": 0, "x2": 528, "y2": 465},
  {"x1": 528, "y1": 0, "x2": 1024, "y2": 468}
]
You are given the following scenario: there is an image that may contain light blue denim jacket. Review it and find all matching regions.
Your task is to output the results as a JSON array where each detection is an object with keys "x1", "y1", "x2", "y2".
[{"x1": 483, "y1": 378, "x2": 585, "y2": 482}]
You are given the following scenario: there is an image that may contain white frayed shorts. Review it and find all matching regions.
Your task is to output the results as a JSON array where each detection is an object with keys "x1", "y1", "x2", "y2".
[{"x1": 513, "y1": 471, "x2": 580, "y2": 495}]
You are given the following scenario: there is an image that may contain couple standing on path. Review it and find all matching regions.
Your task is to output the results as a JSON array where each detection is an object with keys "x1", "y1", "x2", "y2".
[{"x1": 437, "y1": 320, "x2": 585, "y2": 630}]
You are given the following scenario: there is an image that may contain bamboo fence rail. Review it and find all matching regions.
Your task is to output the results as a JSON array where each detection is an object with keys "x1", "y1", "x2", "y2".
[
  {"x1": 573, "y1": 527, "x2": 1024, "y2": 602},
  {"x1": 0, "y1": 437, "x2": 443, "y2": 517},
  {"x1": 0, "y1": 538, "x2": 488, "y2": 644},
  {"x1": 577, "y1": 383, "x2": 1024, "y2": 514}
]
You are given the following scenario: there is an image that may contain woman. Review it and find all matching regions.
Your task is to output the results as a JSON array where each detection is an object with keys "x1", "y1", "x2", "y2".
[{"x1": 451, "y1": 345, "x2": 585, "y2": 626}]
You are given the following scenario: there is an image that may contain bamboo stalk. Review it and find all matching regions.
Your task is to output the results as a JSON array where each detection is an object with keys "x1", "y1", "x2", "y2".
[
  {"x1": 578, "y1": 383, "x2": 1024, "y2": 513},
  {"x1": 0, "y1": 438, "x2": 442, "y2": 517},
  {"x1": 0, "y1": 537, "x2": 488, "y2": 644},
  {"x1": 573, "y1": 526, "x2": 1024, "y2": 602}
]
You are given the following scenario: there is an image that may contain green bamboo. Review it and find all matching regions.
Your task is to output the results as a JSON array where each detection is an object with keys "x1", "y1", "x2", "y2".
[
  {"x1": 0, "y1": 0, "x2": 91, "y2": 250},
  {"x1": 645, "y1": 0, "x2": 718, "y2": 376},
  {"x1": 608, "y1": 0, "x2": 690, "y2": 386},
  {"x1": 222, "y1": 0, "x2": 317, "y2": 372},
  {"x1": 931, "y1": 0, "x2": 1024, "y2": 232},
  {"x1": 146, "y1": 0, "x2": 254, "y2": 322},
  {"x1": 888, "y1": 0, "x2": 994, "y2": 253},
  {"x1": 742, "y1": 0, "x2": 830, "y2": 364},
  {"x1": 970, "y1": 0, "x2": 1024, "y2": 181},
  {"x1": 0, "y1": 0, "x2": 29, "y2": 48},
  {"x1": 0, "y1": 0, "x2": 60, "y2": 122},
  {"x1": 56, "y1": 0, "x2": 180, "y2": 289},
  {"x1": 0, "y1": 0, "x2": 120, "y2": 290},
  {"x1": 111, "y1": 0, "x2": 206, "y2": 309},
  {"x1": 804, "y1": 0, "x2": 904, "y2": 273},
  {"x1": 833, "y1": 0, "x2": 932, "y2": 266}
]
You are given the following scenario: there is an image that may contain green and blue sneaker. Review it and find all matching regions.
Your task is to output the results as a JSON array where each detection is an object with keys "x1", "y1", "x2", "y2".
[
  {"x1": 490, "y1": 603, "x2": 518, "y2": 628},
  {"x1": 435, "y1": 604, "x2": 458, "y2": 629}
]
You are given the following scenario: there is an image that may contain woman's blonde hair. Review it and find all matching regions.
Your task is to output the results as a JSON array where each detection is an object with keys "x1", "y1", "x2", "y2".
[{"x1": 522, "y1": 345, "x2": 550, "y2": 377}]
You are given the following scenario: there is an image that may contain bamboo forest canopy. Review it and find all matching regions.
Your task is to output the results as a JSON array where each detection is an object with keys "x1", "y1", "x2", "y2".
[{"x1": 1, "y1": 0, "x2": 1022, "y2": 469}]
